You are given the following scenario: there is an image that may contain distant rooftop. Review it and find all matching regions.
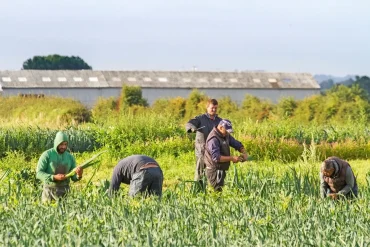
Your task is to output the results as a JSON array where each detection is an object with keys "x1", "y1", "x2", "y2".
[{"x1": 0, "y1": 70, "x2": 320, "y2": 89}]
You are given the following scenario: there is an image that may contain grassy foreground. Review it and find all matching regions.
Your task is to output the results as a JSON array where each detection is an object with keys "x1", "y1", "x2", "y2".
[
  {"x1": 1, "y1": 152, "x2": 370, "y2": 246},
  {"x1": 1, "y1": 109, "x2": 370, "y2": 246}
]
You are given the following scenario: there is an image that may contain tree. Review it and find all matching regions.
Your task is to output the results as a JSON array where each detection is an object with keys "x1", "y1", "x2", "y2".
[
  {"x1": 276, "y1": 97, "x2": 297, "y2": 119},
  {"x1": 217, "y1": 96, "x2": 239, "y2": 116},
  {"x1": 351, "y1": 76, "x2": 370, "y2": 99},
  {"x1": 22, "y1": 54, "x2": 92, "y2": 70},
  {"x1": 184, "y1": 89, "x2": 208, "y2": 120},
  {"x1": 320, "y1": 79, "x2": 334, "y2": 91},
  {"x1": 118, "y1": 85, "x2": 148, "y2": 111},
  {"x1": 152, "y1": 97, "x2": 186, "y2": 119},
  {"x1": 241, "y1": 95, "x2": 274, "y2": 121}
]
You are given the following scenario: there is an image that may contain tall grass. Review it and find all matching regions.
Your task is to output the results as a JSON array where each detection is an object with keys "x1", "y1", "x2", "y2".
[
  {"x1": 0, "y1": 95, "x2": 90, "y2": 127},
  {"x1": 2, "y1": 112, "x2": 370, "y2": 161},
  {"x1": 1, "y1": 158, "x2": 370, "y2": 246},
  {"x1": 1, "y1": 109, "x2": 370, "y2": 245},
  {"x1": 0, "y1": 126, "x2": 99, "y2": 158},
  {"x1": 94, "y1": 111, "x2": 192, "y2": 159}
]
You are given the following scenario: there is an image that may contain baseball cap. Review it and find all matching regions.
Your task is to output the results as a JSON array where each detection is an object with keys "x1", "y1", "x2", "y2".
[{"x1": 219, "y1": 119, "x2": 233, "y2": 133}]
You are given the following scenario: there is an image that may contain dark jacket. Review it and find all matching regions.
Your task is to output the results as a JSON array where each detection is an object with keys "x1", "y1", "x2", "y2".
[
  {"x1": 110, "y1": 155, "x2": 160, "y2": 186},
  {"x1": 204, "y1": 127, "x2": 244, "y2": 171},
  {"x1": 185, "y1": 113, "x2": 222, "y2": 149},
  {"x1": 322, "y1": 157, "x2": 358, "y2": 194}
]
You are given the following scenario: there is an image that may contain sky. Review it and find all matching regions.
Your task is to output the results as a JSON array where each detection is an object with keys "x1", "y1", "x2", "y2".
[{"x1": 1, "y1": 0, "x2": 369, "y2": 76}]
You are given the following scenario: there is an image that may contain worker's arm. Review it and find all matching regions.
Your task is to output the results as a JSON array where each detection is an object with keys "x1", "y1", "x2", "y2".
[
  {"x1": 207, "y1": 138, "x2": 239, "y2": 163},
  {"x1": 337, "y1": 167, "x2": 355, "y2": 195},
  {"x1": 36, "y1": 152, "x2": 55, "y2": 182},
  {"x1": 319, "y1": 172, "x2": 330, "y2": 198}
]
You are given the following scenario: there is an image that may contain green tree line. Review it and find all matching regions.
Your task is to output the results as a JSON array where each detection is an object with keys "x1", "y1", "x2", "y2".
[
  {"x1": 22, "y1": 54, "x2": 92, "y2": 70},
  {"x1": 93, "y1": 80, "x2": 370, "y2": 125},
  {"x1": 1, "y1": 78, "x2": 370, "y2": 126}
]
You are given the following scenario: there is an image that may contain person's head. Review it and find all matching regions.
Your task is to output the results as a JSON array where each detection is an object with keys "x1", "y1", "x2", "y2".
[
  {"x1": 321, "y1": 159, "x2": 335, "y2": 177},
  {"x1": 206, "y1": 99, "x2": 218, "y2": 116},
  {"x1": 217, "y1": 119, "x2": 233, "y2": 136},
  {"x1": 53, "y1": 131, "x2": 69, "y2": 154}
]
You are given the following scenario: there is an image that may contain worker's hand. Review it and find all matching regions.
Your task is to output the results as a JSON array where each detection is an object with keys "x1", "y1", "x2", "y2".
[
  {"x1": 191, "y1": 128, "x2": 197, "y2": 133},
  {"x1": 231, "y1": 156, "x2": 240, "y2": 163},
  {"x1": 76, "y1": 166, "x2": 83, "y2": 178},
  {"x1": 328, "y1": 193, "x2": 338, "y2": 200},
  {"x1": 53, "y1": 174, "x2": 66, "y2": 181},
  {"x1": 239, "y1": 154, "x2": 248, "y2": 162}
]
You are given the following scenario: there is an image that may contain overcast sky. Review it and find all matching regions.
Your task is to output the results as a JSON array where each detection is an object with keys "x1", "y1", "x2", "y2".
[{"x1": 1, "y1": 0, "x2": 369, "y2": 76}]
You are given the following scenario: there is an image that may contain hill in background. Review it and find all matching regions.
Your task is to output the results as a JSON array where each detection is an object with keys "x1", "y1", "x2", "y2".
[{"x1": 314, "y1": 74, "x2": 356, "y2": 84}]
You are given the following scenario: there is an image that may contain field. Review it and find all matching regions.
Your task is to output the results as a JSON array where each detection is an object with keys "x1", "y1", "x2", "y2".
[{"x1": 1, "y1": 112, "x2": 370, "y2": 246}]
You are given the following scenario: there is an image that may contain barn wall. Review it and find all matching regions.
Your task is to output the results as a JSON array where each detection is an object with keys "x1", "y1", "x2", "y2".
[{"x1": 1, "y1": 88, "x2": 119, "y2": 107}]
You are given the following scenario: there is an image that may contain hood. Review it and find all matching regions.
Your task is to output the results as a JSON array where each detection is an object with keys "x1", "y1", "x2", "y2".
[{"x1": 54, "y1": 131, "x2": 69, "y2": 151}]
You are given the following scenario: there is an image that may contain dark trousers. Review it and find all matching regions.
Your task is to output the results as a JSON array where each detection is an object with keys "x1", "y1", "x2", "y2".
[
  {"x1": 194, "y1": 143, "x2": 205, "y2": 182},
  {"x1": 42, "y1": 185, "x2": 70, "y2": 202},
  {"x1": 129, "y1": 167, "x2": 163, "y2": 197},
  {"x1": 206, "y1": 168, "x2": 226, "y2": 192}
]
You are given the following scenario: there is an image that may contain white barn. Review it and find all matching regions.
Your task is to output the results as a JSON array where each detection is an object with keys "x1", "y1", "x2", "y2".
[{"x1": 0, "y1": 70, "x2": 320, "y2": 107}]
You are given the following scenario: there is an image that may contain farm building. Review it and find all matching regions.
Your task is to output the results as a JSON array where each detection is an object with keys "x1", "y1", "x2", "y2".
[{"x1": 0, "y1": 70, "x2": 320, "y2": 107}]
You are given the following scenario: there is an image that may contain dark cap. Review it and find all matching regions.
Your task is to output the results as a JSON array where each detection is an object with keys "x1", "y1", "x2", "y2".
[{"x1": 219, "y1": 119, "x2": 233, "y2": 133}]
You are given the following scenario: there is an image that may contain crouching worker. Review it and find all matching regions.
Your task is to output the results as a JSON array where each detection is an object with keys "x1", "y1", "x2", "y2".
[
  {"x1": 36, "y1": 131, "x2": 83, "y2": 202},
  {"x1": 320, "y1": 156, "x2": 358, "y2": 200},
  {"x1": 108, "y1": 155, "x2": 163, "y2": 197},
  {"x1": 204, "y1": 119, "x2": 248, "y2": 192}
]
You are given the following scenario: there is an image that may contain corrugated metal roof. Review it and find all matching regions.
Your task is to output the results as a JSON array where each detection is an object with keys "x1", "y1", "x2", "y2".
[{"x1": 0, "y1": 70, "x2": 320, "y2": 89}]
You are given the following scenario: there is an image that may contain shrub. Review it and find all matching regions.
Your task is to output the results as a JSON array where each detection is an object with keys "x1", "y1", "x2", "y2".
[
  {"x1": 118, "y1": 85, "x2": 148, "y2": 111},
  {"x1": 241, "y1": 95, "x2": 274, "y2": 121},
  {"x1": 91, "y1": 97, "x2": 118, "y2": 122},
  {"x1": 184, "y1": 89, "x2": 208, "y2": 119},
  {"x1": 61, "y1": 106, "x2": 91, "y2": 124},
  {"x1": 152, "y1": 97, "x2": 187, "y2": 119},
  {"x1": 276, "y1": 97, "x2": 297, "y2": 119},
  {"x1": 217, "y1": 96, "x2": 239, "y2": 116}
]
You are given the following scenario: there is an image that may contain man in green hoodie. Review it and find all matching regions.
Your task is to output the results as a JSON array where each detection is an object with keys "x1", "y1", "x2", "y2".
[{"x1": 36, "y1": 131, "x2": 83, "y2": 202}]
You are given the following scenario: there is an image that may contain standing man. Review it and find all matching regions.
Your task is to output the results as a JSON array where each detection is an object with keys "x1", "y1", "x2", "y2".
[
  {"x1": 320, "y1": 156, "x2": 358, "y2": 199},
  {"x1": 108, "y1": 155, "x2": 163, "y2": 197},
  {"x1": 204, "y1": 119, "x2": 248, "y2": 191},
  {"x1": 185, "y1": 99, "x2": 222, "y2": 187},
  {"x1": 36, "y1": 131, "x2": 83, "y2": 202}
]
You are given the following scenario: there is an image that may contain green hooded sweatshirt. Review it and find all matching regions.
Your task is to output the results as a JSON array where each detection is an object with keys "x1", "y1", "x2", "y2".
[{"x1": 36, "y1": 131, "x2": 78, "y2": 186}]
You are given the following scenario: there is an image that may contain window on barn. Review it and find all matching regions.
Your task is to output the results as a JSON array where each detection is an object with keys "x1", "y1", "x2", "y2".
[
  {"x1": 73, "y1": 77, "x2": 83, "y2": 82},
  {"x1": 89, "y1": 77, "x2": 98, "y2": 82},
  {"x1": 112, "y1": 77, "x2": 121, "y2": 82},
  {"x1": 230, "y1": 78, "x2": 238, "y2": 82},
  {"x1": 268, "y1": 78, "x2": 277, "y2": 83},
  {"x1": 42, "y1": 77, "x2": 51, "y2": 82},
  {"x1": 143, "y1": 77, "x2": 152, "y2": 82},
  {"x1": 198, "y1": 78, "x2": 207, "y2": 83},
  {"x1": 2, "y1": 77, "x2": 11, "y2": 82},
  {"x1": 127, "y1": 77, "x2": 137, "y2": 82},
  {"x1": 158, "y1": 77, "x2": 168, "y2": 82},
  {"x1": 58, "y1": 77, "x2": 67, "y2": 82},
  {"x1": 18, "y1": 77, "x2": 27, "y2": 82},
  {"x1": 214, "y1": 78, "x2": 222, "y2": 82},
  {"x1": 253, "y1": 78, "x2": 261, "y2": 83},
  {"x1": 183, "y1": 78, "x2": 191, "y2": 82}
]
